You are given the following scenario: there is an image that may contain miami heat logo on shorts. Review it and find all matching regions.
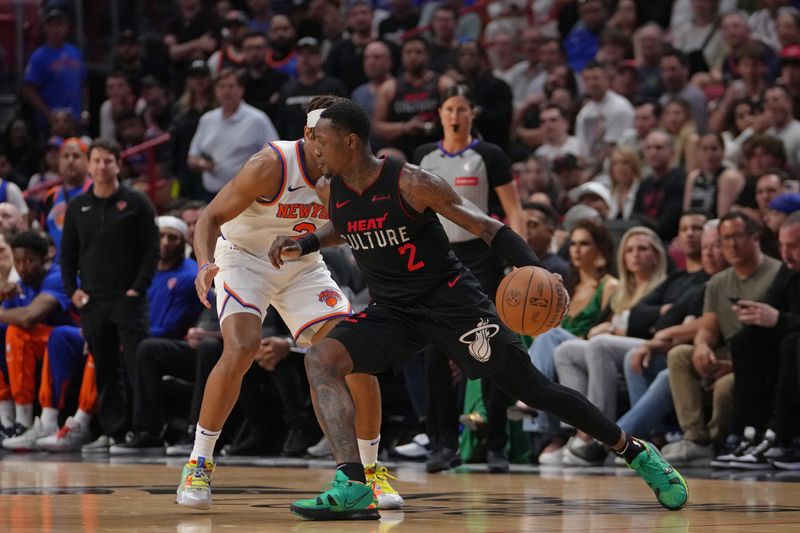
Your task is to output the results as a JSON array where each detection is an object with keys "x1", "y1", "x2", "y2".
[
  {"x1": 459, "y1": 318, "x2": 500, "y2": 362},
  {"x1": 318, "y1": 289, "x2": 342, "y2": 308}
]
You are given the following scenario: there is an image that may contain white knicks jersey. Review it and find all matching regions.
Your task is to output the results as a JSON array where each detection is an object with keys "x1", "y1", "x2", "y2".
[{"x1": 220, "y1": 139, "x2": 328, "y2": 259}]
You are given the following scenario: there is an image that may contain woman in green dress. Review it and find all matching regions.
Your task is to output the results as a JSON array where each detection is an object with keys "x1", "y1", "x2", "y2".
[{"x1": 527, "y1": 218, "x2": 618, "y2": 464}]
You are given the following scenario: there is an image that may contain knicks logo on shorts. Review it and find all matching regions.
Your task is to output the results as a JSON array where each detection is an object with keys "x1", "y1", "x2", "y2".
[
  {"x1": 318, "y1": 289, "x2": 342, "y2": 308},
  {"x1": 459, "y1": 318, "x2": 500, "y2": 362}
]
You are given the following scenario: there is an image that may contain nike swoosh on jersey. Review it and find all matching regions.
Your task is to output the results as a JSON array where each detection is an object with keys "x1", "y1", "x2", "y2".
[
  {"x1": 448, "y1": 274, "x2": 462, "y2": 288},
  {"x1": 287, "y1": 184, "x2": 306, "y2": 192},
  {"x1": 335, "y1": 200, "x2": 351, "y2": 208}
]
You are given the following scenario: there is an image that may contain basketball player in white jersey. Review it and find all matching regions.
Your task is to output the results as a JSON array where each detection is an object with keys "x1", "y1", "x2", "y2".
[{"x1": 176, "y1": 96, "x2": 403, "y2": 510}]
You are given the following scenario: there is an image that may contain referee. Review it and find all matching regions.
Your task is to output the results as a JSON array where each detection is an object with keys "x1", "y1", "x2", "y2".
[
  {"x1": 412, "y1": 84, "x2": 525, "y2": 473},
  {"x1": 61, "y1": 138, "x2": 158, "y2": 452}
]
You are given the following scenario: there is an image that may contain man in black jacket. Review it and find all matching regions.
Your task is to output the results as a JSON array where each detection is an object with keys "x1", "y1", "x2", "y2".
[
  {"x1": 60, "y1": 138, "x2": 159, "y2": 452},
  {"x1": 634, "y1": 130, "x2": 686, "y2": 242}
]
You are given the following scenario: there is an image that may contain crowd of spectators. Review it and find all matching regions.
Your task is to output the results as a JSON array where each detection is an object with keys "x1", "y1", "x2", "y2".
[{"x1": 1, "y1": 0, "x2": 800, "y2": 472}]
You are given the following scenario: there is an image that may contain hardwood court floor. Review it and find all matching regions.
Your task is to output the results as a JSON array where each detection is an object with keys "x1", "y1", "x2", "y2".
[{"x1": 1, "y1": 455, "x2": 799, "y2": 532}]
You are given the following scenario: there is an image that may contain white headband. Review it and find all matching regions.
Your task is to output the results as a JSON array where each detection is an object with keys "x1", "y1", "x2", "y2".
[
  {"x1": 306, "y1": 108, "x2": 325, "y2": 128},
  {"x1": 158, "y1": 215, "x2": 189, "y2": 240}
]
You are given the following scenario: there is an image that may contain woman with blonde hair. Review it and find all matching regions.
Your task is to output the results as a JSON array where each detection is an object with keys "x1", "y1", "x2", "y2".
[
  {"x1": 607, "y1": 147, "x2": 642, "y2": 220},
  {"x1": 552, "y1": 226, "x2": 667, "y2": 465}
]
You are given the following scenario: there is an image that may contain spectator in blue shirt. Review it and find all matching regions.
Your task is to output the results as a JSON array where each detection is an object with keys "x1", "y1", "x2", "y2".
[
  {"x1": 564, "y1": 0, "x2": 608, "y2": 73},
  {"x1": 44, "y1": 138, "x2": 91, "y2": 260},
  {"x1": 22, "y1": 8, "x2": 87, "y2": 130},
  {"x1": 148, "y1": 216, "x2": 204, "y2": 339}
]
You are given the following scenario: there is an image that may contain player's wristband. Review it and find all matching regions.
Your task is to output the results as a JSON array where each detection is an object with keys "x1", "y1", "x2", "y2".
[
  {"x1": 296, "y1": 233, "x2": 320, "y2": 256},
  {"x1": 490, "y1": 225, "x2": 542, "y2": 268}
]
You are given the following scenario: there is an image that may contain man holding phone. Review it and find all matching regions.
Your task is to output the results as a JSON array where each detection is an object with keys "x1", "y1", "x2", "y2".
[
  {"x1": 661, "y1": 212, "x2": 782, "y2": 466},
  {"x1": 715, "y1": 212, "x2": 800, "y2": 468}
]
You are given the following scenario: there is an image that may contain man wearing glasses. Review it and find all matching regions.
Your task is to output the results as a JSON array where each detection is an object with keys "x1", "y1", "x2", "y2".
[{"x1": 660, "y1": 211, "x2": 782, "y2": 466}]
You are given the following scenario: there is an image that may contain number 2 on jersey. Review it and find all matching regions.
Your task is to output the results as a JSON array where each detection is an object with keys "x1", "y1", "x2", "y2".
[
  {"x1": 398, "y1": 243, "x2": 425, "y2": 271},
  {"x1": 293, "y1": 222, "x2": 317, "y2": 236}
]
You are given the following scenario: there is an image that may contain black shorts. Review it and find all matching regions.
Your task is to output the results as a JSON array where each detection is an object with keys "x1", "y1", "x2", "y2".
[{"x1": 326, "y1": 271, "x2": 524, "y2": 379}]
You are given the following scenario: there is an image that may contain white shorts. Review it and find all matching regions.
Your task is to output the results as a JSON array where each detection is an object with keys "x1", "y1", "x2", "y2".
[{"x1": 214, "y1": 239, "x2": 351, "y2": 346}]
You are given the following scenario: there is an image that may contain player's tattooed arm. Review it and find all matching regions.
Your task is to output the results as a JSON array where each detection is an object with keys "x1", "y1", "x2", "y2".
[{"x1": 399, "y1": 164, "x2": 504, "y2": 244}]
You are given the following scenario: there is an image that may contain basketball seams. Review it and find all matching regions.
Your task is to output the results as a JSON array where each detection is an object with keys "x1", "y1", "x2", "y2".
[
  {"x1": 545, "y1": 271, "x2": 558, "y2": 333},
  {"x1": 522, "y1": 266, "x2": 536, "y2": 335},
  {"x1": 499, "y1": 267, "x2": 521, "y2": 332},
  {"x1": 497, "y1": 271, "x2": 508, "y2": 329}
]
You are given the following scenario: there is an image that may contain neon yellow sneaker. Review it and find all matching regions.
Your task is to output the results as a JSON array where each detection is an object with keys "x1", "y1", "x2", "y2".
[
  {"x1": 176, "y1": 457, "x2": 215, "y2": 510},
  {"x1": 365, "y1": 463, "x2": 405, "y2": 509}
]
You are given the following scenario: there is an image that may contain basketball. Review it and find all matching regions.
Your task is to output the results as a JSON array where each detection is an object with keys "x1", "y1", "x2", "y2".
[{"x1": 496, "y1": 266, "x2": 568, "y2": 336}]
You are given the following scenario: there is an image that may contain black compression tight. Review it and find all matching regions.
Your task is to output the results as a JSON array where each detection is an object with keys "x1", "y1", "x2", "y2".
[{"x1": 489, "y1": 345, "x2": 623, "y2": 447}]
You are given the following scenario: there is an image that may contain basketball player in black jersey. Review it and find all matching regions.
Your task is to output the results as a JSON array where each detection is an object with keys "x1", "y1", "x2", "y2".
[{"x1": 269, "y1": 100, "x2": 688, "y2": 521}]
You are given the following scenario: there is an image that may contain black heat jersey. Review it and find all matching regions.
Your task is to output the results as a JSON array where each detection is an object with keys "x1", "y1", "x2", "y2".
[
  {"x1": 329, "y1": 157, "x2": 465, "y2": 304},
  {"x1": 327, "y1": 157, "x2": 523, "y2": 379},
  {"x1": 388, "y1": 74, "x2": 440, "y2": 124}
]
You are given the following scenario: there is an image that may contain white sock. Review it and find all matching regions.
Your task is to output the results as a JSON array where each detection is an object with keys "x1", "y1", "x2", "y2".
[
  {"x1": 73, "y1": 409, "x2": 92, "y2": 429},
  {"x1": 0, "y1": 400, "x2": 14, "y2": 428},
  {"x1": 40, "y1": 407, "x2": 59, "y2": 431},
  {"x1": 16, "y1": 403, "x2": 33, "y2": 428},
  {"x1": 358, "y1": 434, "x2": 380, "y2": 467},
  {"x1": 190, "y1": 425, "x2": 221, "y2": 462}
]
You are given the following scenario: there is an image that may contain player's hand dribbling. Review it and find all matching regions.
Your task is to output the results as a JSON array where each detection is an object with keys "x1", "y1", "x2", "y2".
[
  {"x1": 553, "y1": 273, "x2": 570, "y2": 319},
  {"x1": 195, "y1": 262, "x2": 219, "y2": 308},
  {"x1": 268, "y1": 236, "x2": 301, "y2": 268}
]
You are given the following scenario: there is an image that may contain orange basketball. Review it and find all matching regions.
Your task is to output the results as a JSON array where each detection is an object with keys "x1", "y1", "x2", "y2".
[{"x1": 496, "y1": 266, "x2": 568, "y2": 336}]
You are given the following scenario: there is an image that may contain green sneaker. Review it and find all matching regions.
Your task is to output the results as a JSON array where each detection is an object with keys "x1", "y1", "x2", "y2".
[
  {"x1": 290, "y1": 470, "x2": 380, "y2": 520},
  {"x1": 628, "y1": 440, "x2": 689, "y2": 511}
]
